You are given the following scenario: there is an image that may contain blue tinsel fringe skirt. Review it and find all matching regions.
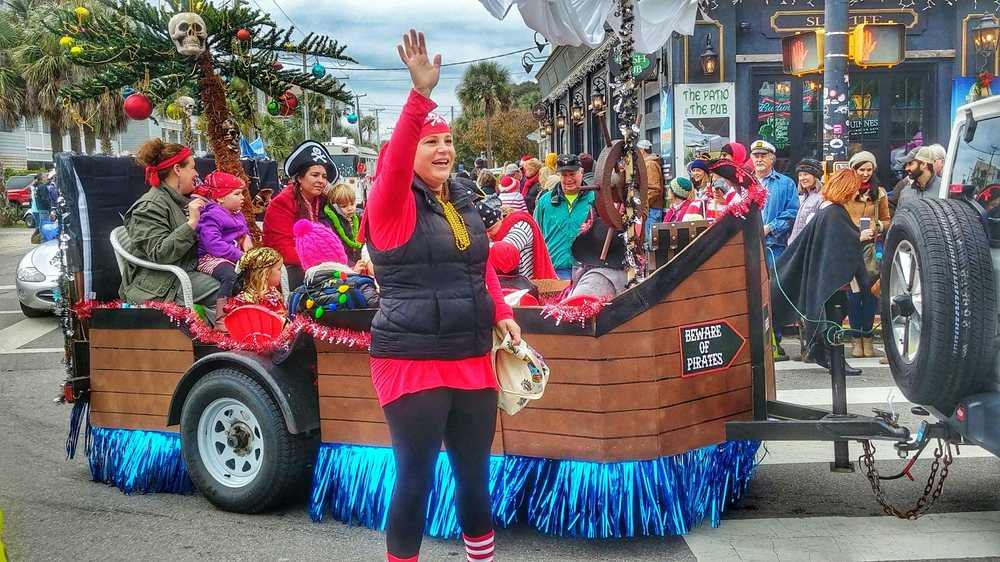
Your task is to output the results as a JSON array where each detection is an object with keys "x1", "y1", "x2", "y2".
[{"x1": 86, "y1": 427, "x2": 759, "y2": 539}]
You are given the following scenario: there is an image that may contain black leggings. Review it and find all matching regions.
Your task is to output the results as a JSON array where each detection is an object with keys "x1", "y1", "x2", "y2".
[
  {"x1": 382, "y1": 387, "x2": 497, "y2": 558},
  {"x1": 211, "y1": 262, "x2": 238, "y2": 299}
]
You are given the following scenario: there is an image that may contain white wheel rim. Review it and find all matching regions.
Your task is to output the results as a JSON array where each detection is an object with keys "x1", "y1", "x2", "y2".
[
  {"x1": 889, "y1": 240, "x2": 922, "y2": 364},
  {"x1": 196, "y1": 397, "x2": 265, "y2": 488}
]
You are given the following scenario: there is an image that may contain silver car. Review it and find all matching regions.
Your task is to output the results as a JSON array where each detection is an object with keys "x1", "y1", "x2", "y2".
[{"x1": 15, "y1": 239, "x2": 60, "y2": 317}]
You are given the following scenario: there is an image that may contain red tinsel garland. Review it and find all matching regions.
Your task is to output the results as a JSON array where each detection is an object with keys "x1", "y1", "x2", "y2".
[
  {"x1": 723, "y1": 183, "x2": 768, "y2": 221},
  {"x1": 540, "y1": 296, "x2": 610, "y2": 327},
  {"x1": 72, "y1": 299, "x2": 370, "y2": 354}
]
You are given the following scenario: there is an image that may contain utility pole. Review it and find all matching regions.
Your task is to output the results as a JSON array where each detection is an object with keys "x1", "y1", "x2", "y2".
[
  {"x1": 372, "y1": 108, "x2": 382, "y2": 147},
  {"x1": 301, "y1": 53, "x2": 310, "y2": 140},
  {"x1": 450, "y1": 105, "x2": 455, "y2": 124},
  {"x1": 353, "y1": 93, "x2": 367, "y2": 145},
  {"x1": 822, "y1": 0, "x2": 853, "y2": 473},
  {"x1": 822, "y1": 0, "x2": 849, "y2": 176}
]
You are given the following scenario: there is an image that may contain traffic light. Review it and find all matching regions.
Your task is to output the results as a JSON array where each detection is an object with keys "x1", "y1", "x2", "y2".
[
  {"x1": 850, "y1": 23, "x2": 905, "y2": 68},
  {"x1": 782, "y1": 31, "x2": 825, "y2": 76}
]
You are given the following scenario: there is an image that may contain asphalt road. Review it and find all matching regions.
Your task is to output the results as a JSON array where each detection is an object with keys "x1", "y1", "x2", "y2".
[{"x1": 1, "y1": 226, "x2": 998, "y2": 561}]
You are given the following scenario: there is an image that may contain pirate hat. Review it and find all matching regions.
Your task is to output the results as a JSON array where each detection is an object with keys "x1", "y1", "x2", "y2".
[{"x1": 285, "y1": 140, "x2": 339, "y2": 183}]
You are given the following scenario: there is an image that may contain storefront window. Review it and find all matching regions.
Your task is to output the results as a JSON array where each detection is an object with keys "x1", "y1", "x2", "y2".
[
  {"x1": 848, "y1": 77, "x2": 880, "y2": 155},
  {"x1": 801, "y1": 79, "x2": 823, "y2": 162},
  {"x1": 888, "y1": 75, "x2": 925, "y2": 179},
  {"x1": 756, "y1": 80, "x2": 791, "y2": 162}
]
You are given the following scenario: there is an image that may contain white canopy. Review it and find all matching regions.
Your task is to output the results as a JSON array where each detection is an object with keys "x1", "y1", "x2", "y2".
[{"x1": 479, "y1": 0, "x2": 701, "y2": 54}]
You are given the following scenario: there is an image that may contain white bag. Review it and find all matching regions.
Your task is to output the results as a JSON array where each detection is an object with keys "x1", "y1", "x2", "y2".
[{"x1": 492, "y1": 330, "x2": 549, "y2": 415}]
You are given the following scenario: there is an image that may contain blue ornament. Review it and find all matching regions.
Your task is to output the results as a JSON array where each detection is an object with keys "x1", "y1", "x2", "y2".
[
  {"x1": 311, "y1": 62, "x2": 326, "y2": 78},
  {"x1": 346, "y1": 113, "x2": 358, "y2": 124},
  {"x1": 121, "y1": 86, "x2": 136, "y2": 98}
]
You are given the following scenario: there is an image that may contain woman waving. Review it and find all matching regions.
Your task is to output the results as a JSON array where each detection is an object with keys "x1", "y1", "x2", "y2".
[{"x1": 361, "y1": 30, "x2": 518, "y2": 562}]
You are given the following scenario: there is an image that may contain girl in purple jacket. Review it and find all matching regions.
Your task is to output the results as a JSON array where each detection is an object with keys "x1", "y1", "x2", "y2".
[{"x1": 195, "y1": 171, "x2": 251, "y2": 306}]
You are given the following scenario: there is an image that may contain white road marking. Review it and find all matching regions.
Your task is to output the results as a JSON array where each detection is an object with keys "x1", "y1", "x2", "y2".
[
  {"x1": 683, "y1": 511, "x2": 1000, "y2": 561},
  {"x1": 0, "y1": 317, "x2": 58, "y2": 352},
  {"x1": 0, "y1": 310, "x2": 27, "y2": 314},
  {"x1": 0, "y1": 347, "x2": 63, "y2": 355},
  {"x1": 776, "y1": 386, "x2": 903, "y2": 407},
  {"x1": 0, "y1": 284, "x2": 16, "y2": 290}
]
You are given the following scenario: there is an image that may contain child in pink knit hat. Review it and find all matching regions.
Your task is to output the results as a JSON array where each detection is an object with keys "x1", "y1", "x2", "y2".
[{"x1": 293, "y1": 219, "x2": 349, "y2": 271}]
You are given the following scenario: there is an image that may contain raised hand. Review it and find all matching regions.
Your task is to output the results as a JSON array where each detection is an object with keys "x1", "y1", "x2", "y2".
[{"x1": 397, "y1": 29, "x2": 441, "y2": 98}]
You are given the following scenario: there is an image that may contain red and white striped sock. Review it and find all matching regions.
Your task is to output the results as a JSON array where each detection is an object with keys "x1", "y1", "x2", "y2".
[
  {"x1": 463, "y1": 530, "x2": 495, "y2": 562},
  {"x1": 386, "y1": 553, "x2": 417, "y2": 562}
]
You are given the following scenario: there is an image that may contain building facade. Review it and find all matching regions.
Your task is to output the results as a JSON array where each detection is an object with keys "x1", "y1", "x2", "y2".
[
  {"x1": 534, "y1": 0, "x2": 990, "y2": 187},
  {"x1": 0, "y1": 117, "x2": 209, "y2": 171}
]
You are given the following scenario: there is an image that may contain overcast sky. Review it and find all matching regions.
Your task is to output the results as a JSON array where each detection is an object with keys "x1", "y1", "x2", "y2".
[{"x1": 265, "y1": 0, "x2": 540, "y2": 139}]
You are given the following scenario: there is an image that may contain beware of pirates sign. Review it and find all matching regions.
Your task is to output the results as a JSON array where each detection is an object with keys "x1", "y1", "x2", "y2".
[{"x1": 678, "y1": 319, "x2": 746, "y2": 378}]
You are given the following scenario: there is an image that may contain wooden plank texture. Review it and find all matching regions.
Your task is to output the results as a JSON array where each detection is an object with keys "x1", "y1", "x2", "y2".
[
  {"x1": 663, "y1": 265, "x2": 747, "y2": 303},
  {"x1": 316, "y1": 351, "x2": 371, "y2": 376},
  {"x1": 89, "y1": 348, "x2": 193, "y2": 373},
  {"x1": 90, "y1": 328, "x2": 192, "y2": 351},
  {"x1": 90, "y1": 412, "x2": 172, "y2": 431},
  {"x1": 90, "y1": 370, "x2": 183, "y2": 395},
  {"x1": 321, "y1": 419, "x2": 504, "y2": 454},
  {"x1": 90, "y1": 392, "x2": 172, "y2": 417}
]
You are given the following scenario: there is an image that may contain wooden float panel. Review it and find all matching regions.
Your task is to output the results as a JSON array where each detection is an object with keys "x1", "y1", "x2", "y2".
[
  {"x1": 88, "y1": 327, "x2": 192, "y2": 432},
  {"x1": 315, "y1": 347, "x2": 503, "y2": 453},
  {"x1": 315, "y1": 223, "x2": 759, "y2": 461}
]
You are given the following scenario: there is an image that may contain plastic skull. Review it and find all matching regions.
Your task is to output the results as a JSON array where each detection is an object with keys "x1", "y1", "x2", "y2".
[
  {"x1": 168, "y1": 13, "x2": 207, "y2": 56},
  {"x1": 176, "y1": 96, "x2": 196, "y2": 115}
]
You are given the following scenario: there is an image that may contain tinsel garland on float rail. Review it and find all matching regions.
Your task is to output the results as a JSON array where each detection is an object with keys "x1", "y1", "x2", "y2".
[{"x1": 309, "y1": 441, "x2": 760, "y2": 539}]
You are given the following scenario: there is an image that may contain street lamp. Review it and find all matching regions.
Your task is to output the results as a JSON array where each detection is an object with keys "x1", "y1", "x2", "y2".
[
  {"x1": 974, "y1": 15, "x2": 1000, "y2": 55},
  {"x1": 571, "y1": 92, "x2": 586, "y2": 124},
  {"x1": 590, "y1": 77, "x2": 607, "y2": 115},
  {"x1": 700, "y1": 34, "x2": 719, "y2": 77},
  {"x1": 555, "y1": 103, "x2": 567, "y2": 129},
  {"x1": 973, "y1": 15, "x2": 1000, "y2": 72}
]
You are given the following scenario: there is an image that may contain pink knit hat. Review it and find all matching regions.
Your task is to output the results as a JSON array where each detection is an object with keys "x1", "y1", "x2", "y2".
[{"x1": 293, "y1": 219, "x2": 349, "y2": 270}]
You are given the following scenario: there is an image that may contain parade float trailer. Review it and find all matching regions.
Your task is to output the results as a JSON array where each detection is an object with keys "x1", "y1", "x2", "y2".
[
  {"x1": 55, "y1": 144, "x2": 969, "y2": 533},
  {"x1": 55, "y1": 150, "x2": 784, "y2": 538}
]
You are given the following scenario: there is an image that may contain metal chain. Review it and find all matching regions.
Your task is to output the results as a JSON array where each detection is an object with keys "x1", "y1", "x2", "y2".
[{"x1": 860, "y1": 439, "x2": 953, "y2": 520}]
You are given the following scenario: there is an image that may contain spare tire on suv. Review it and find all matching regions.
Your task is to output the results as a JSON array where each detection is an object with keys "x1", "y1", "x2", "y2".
[{"x1": 882, "y1": 197, "x2": 996, "y2": 414}]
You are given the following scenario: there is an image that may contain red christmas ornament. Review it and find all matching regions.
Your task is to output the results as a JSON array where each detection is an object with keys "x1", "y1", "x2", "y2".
[
  {"x1": 272, "y1": 61, "x2": 283, "y2": 70},
  {"x1": 236, "y1": 28, "x2": 251, "y2": 42},
  {"x1": 123, "y1": 93, "x2": 153, "y2": 120},
  {"x1": 278, "y1": 91, "x2": 298, "y2": 109}
]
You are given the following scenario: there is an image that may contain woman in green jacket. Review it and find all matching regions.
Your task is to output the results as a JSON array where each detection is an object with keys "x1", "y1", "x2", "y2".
[{"x1": 119, "y1": 138, "x2": 219, "y2": 306}]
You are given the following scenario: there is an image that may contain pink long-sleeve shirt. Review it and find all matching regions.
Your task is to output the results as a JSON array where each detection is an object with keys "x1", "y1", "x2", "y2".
[{"x1": 365, "y1": 89, "x2": 513, "y2": 407}]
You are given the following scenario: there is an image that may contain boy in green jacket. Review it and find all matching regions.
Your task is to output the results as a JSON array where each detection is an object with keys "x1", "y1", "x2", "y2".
[{"x1": 533, "y1": 154, "x2": 595, "y2": 280}]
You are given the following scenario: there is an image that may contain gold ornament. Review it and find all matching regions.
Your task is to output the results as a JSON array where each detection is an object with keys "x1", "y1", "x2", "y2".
[
  {"x1": 69, "y1": 45, "x2": 83, "y2": 57},
  {"x1": 59, "y1": 36, "x2": 75, "y2": 49},
  {"x1": 74, "y1": 6, "x2": 90, "y2": 20}
]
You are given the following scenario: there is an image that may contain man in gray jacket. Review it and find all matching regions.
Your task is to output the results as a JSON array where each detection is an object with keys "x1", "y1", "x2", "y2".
[{"x1": 897, "y1": 146, "x2": 941, "y2": 206}]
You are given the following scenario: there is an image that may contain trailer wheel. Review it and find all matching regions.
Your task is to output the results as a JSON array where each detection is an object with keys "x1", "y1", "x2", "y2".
[
  {"x1": 881, "y1": 197, "x2": 996, "y2": 414},
  {"x1": 180, "y1": 368, "x2": 314, "y2": 513}
]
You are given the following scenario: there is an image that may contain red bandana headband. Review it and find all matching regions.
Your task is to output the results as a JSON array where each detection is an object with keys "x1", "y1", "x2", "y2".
[
  {"x1": 145, "y1": 146, "x2": 193, "y2": 187},
  {"x1": 419, "y1": 112, "x2": 451, "y2": 139}
]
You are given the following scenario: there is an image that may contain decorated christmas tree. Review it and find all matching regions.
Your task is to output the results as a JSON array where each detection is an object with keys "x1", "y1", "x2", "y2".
[{"x1": 53, "y1": 0, "x2": 354, "y2": 236}]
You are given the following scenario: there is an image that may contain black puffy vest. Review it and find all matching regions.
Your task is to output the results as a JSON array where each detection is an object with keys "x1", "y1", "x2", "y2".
[{"x1": 368, "y1": 178, "x2": 494, "y2": 359}]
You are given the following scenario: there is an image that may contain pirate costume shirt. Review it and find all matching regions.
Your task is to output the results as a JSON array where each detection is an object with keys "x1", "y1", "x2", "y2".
[
  {"x1": 262, "y1": 140, "x2": 340, "y2": 270},
  {"x1": 360, "y1": 89, "x2": 513, "y2": 407}
]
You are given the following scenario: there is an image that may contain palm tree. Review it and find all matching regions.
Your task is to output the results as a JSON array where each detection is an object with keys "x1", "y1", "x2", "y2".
[
  {"x1": 11, "y1": 0, "x2": 78, "y2": 153},
  {"x1": 0, "y1": 6, "x2": 27, "y2": 129},
  {"x1": 359, "y1": 115, "x2": 376, "y2": 144},
  {"x1": 456, "y1": 61, "x2": 512, "y2": 166},
  {"x1": 83, "y1": 89, "x2": 128, "y2": 154}
]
